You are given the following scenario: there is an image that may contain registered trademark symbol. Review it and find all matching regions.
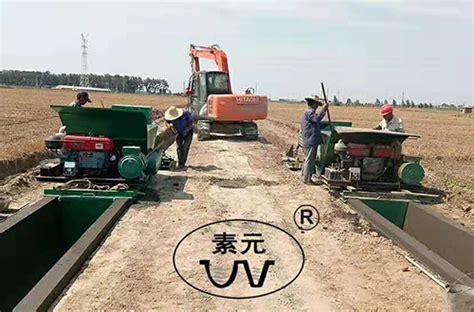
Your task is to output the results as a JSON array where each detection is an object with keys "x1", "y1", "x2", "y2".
[{"x1": 293, "y1": 204, "x2": 320, "y2": 232}]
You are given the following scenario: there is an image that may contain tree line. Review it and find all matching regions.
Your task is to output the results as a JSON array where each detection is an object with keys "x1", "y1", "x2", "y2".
[
  {"x1": 331, "y1": 96, "x2": 458, "y2": 109},
  {"x1": 0, "y1": 70, "x2": 170, "y2": 94}
]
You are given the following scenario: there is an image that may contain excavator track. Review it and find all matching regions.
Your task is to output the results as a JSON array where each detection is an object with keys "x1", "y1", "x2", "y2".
[
  {"x1": 196, "y1": 120, "x2": 211, "y2": 141},
  {"x1": 240, "y1": 121, "x2": 259, "y2": 140},
  {"x1": 196, "y1": 121, "x2": 259, "y2": 141}
]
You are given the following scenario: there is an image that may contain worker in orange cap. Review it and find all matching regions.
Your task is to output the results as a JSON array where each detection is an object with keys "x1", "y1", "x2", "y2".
[{"x1": 374, "y1": 105, "x2": 404, "y2": 132}]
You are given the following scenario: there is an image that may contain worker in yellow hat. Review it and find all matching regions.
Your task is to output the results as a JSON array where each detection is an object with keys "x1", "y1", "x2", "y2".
[{"x1": 165, "y1": 106, "x2": 195, "y2": 169}]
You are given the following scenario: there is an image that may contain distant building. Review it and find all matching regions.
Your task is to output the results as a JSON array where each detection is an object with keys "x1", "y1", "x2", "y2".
[
  {"x1": 278, "y1": 98, "x2": 302, "y2": 103},
  {"x1": 460, "y1": 106, "x2": 472, "y2": 114},
  {"x1": 52, "y1": 85, "x2": 111, "y2": 93}
]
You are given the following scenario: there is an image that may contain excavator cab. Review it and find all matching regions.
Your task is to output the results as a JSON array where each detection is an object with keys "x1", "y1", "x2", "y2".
[{"x1": 188, "y1": 71, "x2": 231, "y2": 116}]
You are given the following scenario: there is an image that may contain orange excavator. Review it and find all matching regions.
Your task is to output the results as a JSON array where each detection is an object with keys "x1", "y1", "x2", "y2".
[{"x1": 186, "y1": 44, "x2": 268, "y2": 140}]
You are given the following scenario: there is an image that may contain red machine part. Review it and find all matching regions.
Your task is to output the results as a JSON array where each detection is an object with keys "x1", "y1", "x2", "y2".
[
  {"x1": 207, "y1": 94, "x2": 268, "y2": 121},
  {"x1": 347, "y1": 143, "x2": 371, "y2": 157},
  {"x1": 372, "y1": 145, "x2": 396, "y2": 158},
  {"x1": 63, "y1": 135, "x2": 114, "y2": 152},
  {"x1": 347, "y1": 143, "x2": 398, "y2": 158}
]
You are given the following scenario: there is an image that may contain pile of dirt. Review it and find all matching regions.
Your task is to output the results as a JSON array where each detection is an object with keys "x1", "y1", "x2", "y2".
[
  {"x1": 1, "y1": 168, "x2": 37, "y2": 191},
  {"x1": 0, "y1": 197, "x2": 10, "y2": 213},
  {"x1": 0, "y1": 151, "x2": 53, "y2": 180}
]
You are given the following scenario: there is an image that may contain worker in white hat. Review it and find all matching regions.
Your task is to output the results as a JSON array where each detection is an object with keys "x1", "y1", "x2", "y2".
[
  {"x1": 165, "y1": 106, "x2": 194, "y2": 169},
  {"x1": 301, "y1": 95, "x2": 328, "y2": 184}
]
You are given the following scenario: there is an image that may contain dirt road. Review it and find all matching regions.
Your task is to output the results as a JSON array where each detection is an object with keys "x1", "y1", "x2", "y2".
[{"x1": 49, "y1": 131, "x2": 445, "y2": 310}]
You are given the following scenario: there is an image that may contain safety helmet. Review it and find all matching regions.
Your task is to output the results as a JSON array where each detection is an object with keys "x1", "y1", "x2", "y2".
[{"x1": 380, "y1": 104, "x2": 394, "y2": 116}]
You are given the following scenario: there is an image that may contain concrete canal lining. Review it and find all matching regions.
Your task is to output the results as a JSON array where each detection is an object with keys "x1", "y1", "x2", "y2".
[
  {"x1": 348, "y1": 199, "x2": 474, "y2": 288},
  {"x1": 403, "y1": 202, "x2": 474, "y2": 279},
  {"x1": 0, "y1": 194, "x2": 133, "y2": 311}
]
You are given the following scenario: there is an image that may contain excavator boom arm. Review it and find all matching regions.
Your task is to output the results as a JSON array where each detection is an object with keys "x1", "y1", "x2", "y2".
[{"x1": 190, "y1": 44, "x2": 230, "y2": 74}]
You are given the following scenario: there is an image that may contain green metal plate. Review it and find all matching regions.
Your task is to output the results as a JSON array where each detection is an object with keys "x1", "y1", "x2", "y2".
[
  {"x1": 321, "y1": 121, "x2": 352, "y2": 130},
  {"x1": 111, "y1": 105, "x2": 151, "y2": 124},
  {"x1": 58, "y1": 197, "x2": 112, "y2": 246},
  {"x1": 361, "y1": 199, "x2": 409, "y2": 228},
  {"x1": 51, "y1": 105, "x2": 148, "y2": 152},
  {"x1": 335, "y1": 127, "x2": 419, "y2": 145},
  {"x1": 44, "y1": 189, "x2": 137, "y2": 199},
  {"x1": 317, "y1": 121, "x2": 352, "y2": 169},
  {"x1": 0, "y1": 196, "x2": 116, "y2": 310}
]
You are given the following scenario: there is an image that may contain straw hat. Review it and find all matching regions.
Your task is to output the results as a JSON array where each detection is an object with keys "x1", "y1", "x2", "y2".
[
  {"x1": 304, "y1": 95, "x2": 324, "y2": 106},
  {"x1": 164, "y1": 106, "x2": 184, "y2": 121}
]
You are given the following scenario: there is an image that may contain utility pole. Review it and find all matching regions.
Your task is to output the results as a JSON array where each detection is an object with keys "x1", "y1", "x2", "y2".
[
  {"x1": 80, "y1": 34, "x2": 89, "y2": 87},
  {"x1": 402, "y1": 91, "x2": 405, "y2": 104}
]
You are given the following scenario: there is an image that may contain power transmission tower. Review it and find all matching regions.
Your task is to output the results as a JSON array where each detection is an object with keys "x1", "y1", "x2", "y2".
[{"x1": 80, "y1": 34, "x2": 89, "y2": 87}]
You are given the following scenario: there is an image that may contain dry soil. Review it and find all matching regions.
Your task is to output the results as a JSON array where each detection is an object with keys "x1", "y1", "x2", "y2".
[{"x1": 48, "y1": 136, "x2": 445, "y2": 310}]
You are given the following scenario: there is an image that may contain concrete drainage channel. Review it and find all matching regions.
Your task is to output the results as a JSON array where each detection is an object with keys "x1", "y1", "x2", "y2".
[
  {"x1": 0, "y1": 190, "x2": 136, "y2": 311},
  {"x1": 348, "y1": 198, "x2": 474, "y2": 309},
  {"x1": 1, "y1": 192, "x2": 473, "y2": 310}
]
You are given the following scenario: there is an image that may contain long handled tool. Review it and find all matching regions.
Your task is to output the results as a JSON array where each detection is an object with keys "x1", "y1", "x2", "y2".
[
  {"x1": 318, "y1": 82, "x2": 334, "y2": 177},
  {"x1": 320, "y1": 82, "x2": 334, "y2": 132}
]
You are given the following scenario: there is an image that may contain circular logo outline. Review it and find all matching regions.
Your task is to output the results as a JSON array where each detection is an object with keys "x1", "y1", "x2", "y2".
[{"x1": 172, "y1": 218, "x2": 306, "y2": 300}]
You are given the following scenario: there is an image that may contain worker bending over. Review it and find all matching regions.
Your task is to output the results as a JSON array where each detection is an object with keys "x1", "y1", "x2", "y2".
[
  {"x1": 374, "y1": 105, "x2": 404, "y2": 132},
  {"x1": 165, "y1": 106, "x2": 194, "y2": 169},
  {"x1": 70, "y1": 92, "x2": 92, "y2": 107},
  {"x1": 301, "y1": 96, "x2": 328, "y2": 184}
]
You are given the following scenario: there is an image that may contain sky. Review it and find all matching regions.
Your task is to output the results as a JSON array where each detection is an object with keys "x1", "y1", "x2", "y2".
[{"x1": 1, "y1": 0, "x2": 473, "y2": 104}]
